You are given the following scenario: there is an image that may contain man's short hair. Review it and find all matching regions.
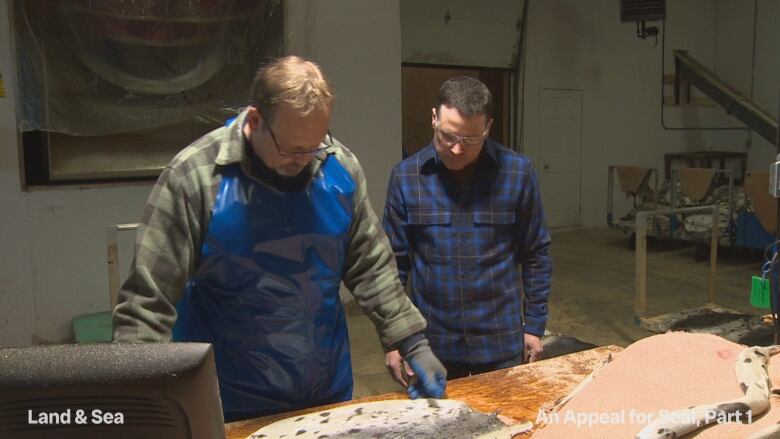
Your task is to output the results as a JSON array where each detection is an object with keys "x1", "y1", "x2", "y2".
[
  {"x1": 436, "y1": 76, "x2": 492, "y2": 118},
  {"x1": 250, "y1": 56, "x2": 334, "y2": 120}
]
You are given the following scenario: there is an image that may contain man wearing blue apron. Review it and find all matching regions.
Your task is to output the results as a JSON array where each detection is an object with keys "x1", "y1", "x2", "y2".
[{"x1": 114, "y1": 56, "x2": 446, "y2": 422}]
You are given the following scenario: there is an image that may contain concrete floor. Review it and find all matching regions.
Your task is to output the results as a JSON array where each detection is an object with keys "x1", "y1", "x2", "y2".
[{"x1": 346, "y1": 227, "x2": 766, "y2": 398}]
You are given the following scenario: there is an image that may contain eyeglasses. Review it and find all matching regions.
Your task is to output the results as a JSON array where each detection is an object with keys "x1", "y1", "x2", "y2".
[
  {"x1": 264, "y1": 119, "x2": 334, "y2": 157},
  {"x1": 434, "y1": 121, "x2": 489, "y2": 148}
]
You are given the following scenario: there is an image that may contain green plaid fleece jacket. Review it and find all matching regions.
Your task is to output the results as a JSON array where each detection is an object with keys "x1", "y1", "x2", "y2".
[{"x1": 113, "y1": 109, "x2": 427, "y2": 349}]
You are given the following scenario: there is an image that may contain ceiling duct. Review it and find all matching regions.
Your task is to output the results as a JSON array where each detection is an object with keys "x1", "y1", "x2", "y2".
[
  {"x1": 620, "y1": 0, "x2": 665, "y2": 40},
  {"x1": 620, "y1": 0, "x2": 666, "y2": 23}
]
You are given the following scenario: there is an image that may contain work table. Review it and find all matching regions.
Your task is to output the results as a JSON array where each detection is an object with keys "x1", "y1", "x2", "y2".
[{"x1": 225, "y1": 345, "x2": 622, "y2": 438}]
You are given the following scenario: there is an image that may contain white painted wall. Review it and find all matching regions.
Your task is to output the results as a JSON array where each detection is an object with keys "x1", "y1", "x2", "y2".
[
  {"x1": 746, "y1": 0, "x2": 780, "y2": 170},
  {"x1": 0, "y1": 0, "x2": 403, "y2": 346},
  {"x1": 400, "y1": 0, "x2": 524, "y2": 68},
  {"x1": 522, "y1": 0, "x2": 777, "y2": 228},
  {"x1": 284, "y1": 0, "x2": 402, "y2": 214},
  {"x1": 0, "y1": 4, "x2": 152, "y2": 347}
]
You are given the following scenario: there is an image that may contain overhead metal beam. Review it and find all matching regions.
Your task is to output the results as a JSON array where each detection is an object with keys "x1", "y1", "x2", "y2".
[{"x1": 674, "y1": 50, "x2": 777, "y2": 144}]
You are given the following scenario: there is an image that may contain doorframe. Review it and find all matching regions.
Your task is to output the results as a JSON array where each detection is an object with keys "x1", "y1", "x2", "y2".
[
  {"x1": 539, "y1": 87, "x2": 584, "y2": 229},
  {"x1": 401, "y1": 63, "x2": 516, "y2": 157}
]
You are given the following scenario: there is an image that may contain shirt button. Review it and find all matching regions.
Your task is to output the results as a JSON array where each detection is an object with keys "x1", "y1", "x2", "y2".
[
  {"x1": 460, "y1": 240, "x2": 466, "y2": 246},
  {"x1": 461, "y1": 274, "x2": 467, "y2": 279}
]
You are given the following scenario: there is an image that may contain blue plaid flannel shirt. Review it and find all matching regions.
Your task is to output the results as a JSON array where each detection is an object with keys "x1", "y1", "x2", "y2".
[{"x1": 382, "y1": 139, "x2": 552, "y2": 365}]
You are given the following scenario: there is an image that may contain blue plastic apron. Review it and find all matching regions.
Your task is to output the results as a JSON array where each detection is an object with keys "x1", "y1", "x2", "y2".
[{"x1": 173, "y1": 156, "x2": 356, "y2": 422}]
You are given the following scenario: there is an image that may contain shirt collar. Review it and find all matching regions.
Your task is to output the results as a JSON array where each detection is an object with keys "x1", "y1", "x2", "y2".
[
  {"x1": 215, "y1": 107, "x2": 329, "y2": 168},
  {"x1": 216, "y1": 107, "x2": 330, "y2": 185},
  {"x1": 215, "y1": 107, "x2": 252, "y2": 166}
]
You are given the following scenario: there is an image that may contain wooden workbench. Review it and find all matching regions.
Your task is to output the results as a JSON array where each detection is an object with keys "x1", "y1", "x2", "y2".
[{"x1": 224, "y1": 345, "x2": 622, "y2": 438}]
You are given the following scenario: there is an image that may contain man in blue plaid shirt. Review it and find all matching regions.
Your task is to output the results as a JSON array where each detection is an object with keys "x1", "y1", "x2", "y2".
[{"x1": 383, "y1": 76, "x2": 552, "y2": 383}]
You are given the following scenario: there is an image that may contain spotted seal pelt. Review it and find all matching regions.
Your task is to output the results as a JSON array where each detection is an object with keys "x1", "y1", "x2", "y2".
[
  {"x1": 249, "y1": 398, "x2": 532, "y2": 439},
  {"x1": 636, "y1": 346, "x2": 780, "y2": 439}
]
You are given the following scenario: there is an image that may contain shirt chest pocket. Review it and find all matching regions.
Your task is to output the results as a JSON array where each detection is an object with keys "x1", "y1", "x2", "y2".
[
  {"x1": 407, "y1": 208, "x2": 451, "y2": 261},
  {"x1": 473, "y1": 210, "x2": 516, "y2": 225},
  {"x1": 473, "y1": 210, "x2": 517, "y2": 256},
  {"x1": 407, "y1": 208, "x2": 451, "y2": 227}
]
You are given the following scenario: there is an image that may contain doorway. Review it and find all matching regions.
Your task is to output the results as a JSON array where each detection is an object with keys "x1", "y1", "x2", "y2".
[
  {"x1": 540, "y1": 88, "x2": 583, "y2": 229},
  {"x1": 401, "y1": 65, "x2": 512, "y2": 157}
]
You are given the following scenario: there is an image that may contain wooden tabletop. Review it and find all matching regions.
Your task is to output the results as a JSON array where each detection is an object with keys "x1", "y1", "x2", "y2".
[{"x1": 224, "y1": 345, "x2": 623, "y2": 439}]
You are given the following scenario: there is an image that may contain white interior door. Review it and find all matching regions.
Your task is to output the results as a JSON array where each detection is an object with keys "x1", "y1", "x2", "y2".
[{"x1": 540, "y1": 88, "x2": 582, "y2": 229}]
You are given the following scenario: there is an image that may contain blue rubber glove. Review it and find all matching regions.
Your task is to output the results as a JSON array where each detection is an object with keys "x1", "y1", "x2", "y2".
[{"x1": 401, "y1": 337, "x2": 447, "y2": 399}]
